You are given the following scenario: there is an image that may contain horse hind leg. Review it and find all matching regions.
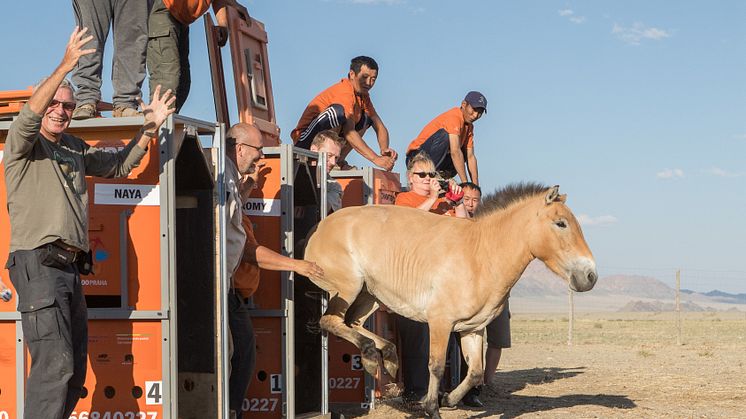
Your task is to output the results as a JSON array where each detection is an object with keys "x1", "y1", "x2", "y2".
[
  {"x1": 345, "y1": 290, "x2": 399, "y2": 378},
  {"x1": 319, "y1": 292, "x2": 380, "y2": 377}
]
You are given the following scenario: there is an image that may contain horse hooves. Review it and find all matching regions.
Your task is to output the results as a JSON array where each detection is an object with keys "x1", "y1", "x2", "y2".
[
  {"x1": 361, "y1": 354, "x2": 380, "y2": 377},
  {"x1": 439, "y1": 392, "x2": 457, "y2": 408},
  {"x1": 427, "y1": 409, "x2": 442, "y2": 419},
  {"x1": 383, "y1": 358, "x2": 398, "y2": 378}
]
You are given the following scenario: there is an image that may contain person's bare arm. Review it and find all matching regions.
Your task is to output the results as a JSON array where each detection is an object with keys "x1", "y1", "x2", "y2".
[
  {"x1": 466, "y1": 147, "x2": 479, "y2": 185},
  {"x1": 343, "y1": 118, "x2": 394, "y2": 170},
  {"x1": 369, "y1": 113, "x2": 397, "y2": 161},
  {"x1": 28, "y1": 27, "x2": 95, "y2": 115},
  {"x1": 243, "y1": 243, "x2": 324, "y2": 281},
  {"x1": 449, "y1": 133, "x2": 468, "y2": 182},
  {"x1": 414, "y1": 178, "x2": 441, "y2": 210}
]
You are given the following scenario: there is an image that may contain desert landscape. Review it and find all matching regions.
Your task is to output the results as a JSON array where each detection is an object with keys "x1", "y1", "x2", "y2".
[
  {"x1": 340, "y1": 262, "x2": 746, "y2": 418},
  {"x1": 355, "y1": 311, "x2": 746, "y2": 418}
]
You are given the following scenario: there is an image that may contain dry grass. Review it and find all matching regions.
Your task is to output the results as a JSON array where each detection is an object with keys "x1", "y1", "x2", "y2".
[{"x1": 353, "y1": 311, "x2": 746, "y2": 418}]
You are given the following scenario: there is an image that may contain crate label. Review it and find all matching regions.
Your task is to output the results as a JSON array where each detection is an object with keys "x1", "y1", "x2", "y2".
[
  {"x1": 242, "y1": 198, "x2": 281, "y2": 217},
  {"x1": 145, "y1": 381, "x2": 163, "y2": 405},
  {"x1": 95, "y1": 184, "x2": 159, "y2": 206},
  {"x1": 270, "y1": 374, "x2": 282, "y2": 394}
]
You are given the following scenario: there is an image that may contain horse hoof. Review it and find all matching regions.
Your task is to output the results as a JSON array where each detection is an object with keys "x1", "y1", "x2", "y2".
[
  {"x1": 439, "y1": 392, "x2": 457, "y2": 408},
  {"x1": 383, "y1": 358, "x2": 398, "y2": 378},
  {"x1": 361, "y1": 354, "x2": 380, "y2": 377}
]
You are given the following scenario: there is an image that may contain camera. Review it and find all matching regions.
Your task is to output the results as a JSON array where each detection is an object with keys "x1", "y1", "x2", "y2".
[{"x1": 438, "y1": 179, "x2": 450, "y2": 191}]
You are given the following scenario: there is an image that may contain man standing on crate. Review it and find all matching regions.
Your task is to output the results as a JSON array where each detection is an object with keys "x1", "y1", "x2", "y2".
[
  {"x1": 406, "y1": 91, "x2": 486, "y2": 184},
  {"x1": 291, "y1": 56, "x2": 396, "y2": 171},
  {"x1": 224, "y1": 122, "x2": 324, "y2": 418},
  {"x1": 3, "y1": 27, "x2": 176, "y2": 419}
]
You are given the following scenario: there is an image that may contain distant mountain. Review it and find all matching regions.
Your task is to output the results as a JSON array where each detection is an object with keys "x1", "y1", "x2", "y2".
[
  {"x1": 513, "y1": 262, "x2": 675, "y2": 299},
  {"x1": 510, "y1": 261, "x2": 745, "y2": 312},
  {"x1": 618, "y1": 300, "x2": 708, "y2": 312},
  {"x1": 702, "y1": 290, "x2": 746, "y2": 304}
]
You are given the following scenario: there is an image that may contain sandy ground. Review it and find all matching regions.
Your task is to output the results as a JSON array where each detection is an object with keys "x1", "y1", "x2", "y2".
[{"x1": 343, "y1": 312, "x2": 746, "y2": 418}]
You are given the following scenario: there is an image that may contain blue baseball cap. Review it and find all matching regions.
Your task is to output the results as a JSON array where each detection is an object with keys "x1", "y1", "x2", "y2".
[{"x1": 464, "y1": 91, "x2": 487, "y2": 113}]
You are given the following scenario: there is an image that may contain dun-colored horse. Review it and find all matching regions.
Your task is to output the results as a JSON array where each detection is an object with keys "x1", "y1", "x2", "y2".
[{"x1": 304, "y1": 183, "x2": 597, "y2": 418}]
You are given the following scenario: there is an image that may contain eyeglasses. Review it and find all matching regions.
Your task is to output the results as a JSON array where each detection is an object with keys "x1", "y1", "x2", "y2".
[
  {"x1": 49, "y1": 99, "x2": 76, "y2": 112},
  {"x1": 236, "y1": 142, "x2": 263, "y2": 152},
  {"x1": 412, "y1": 171, "x2": 437, "y2": 178}
]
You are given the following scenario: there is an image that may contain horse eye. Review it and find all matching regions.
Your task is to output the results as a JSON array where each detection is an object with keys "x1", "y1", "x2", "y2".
[{"x1": 555, "y1": 220, "x2": 567, "y2": 229}]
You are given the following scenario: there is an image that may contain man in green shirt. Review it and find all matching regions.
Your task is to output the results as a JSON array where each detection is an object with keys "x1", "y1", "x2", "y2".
[{"x1": 3, "y1": 27, "x2": 175, "y2": 419}]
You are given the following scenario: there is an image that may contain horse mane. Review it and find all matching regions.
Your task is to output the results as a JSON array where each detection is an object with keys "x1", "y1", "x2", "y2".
[{"x1": 474, "y1": 182, "x2": 550, "y2": 218}]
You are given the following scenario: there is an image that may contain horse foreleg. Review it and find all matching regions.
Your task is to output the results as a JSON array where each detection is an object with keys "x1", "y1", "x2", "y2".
[
  {"x1": 422, "y1": 321, "x2": 452, "y2": 419},
  {"x1": 442, "y1": 329, "x2": 485, "y2": 407},
  {"x1": 319, "y1": 294, "x2": 380, "y2": 377}
]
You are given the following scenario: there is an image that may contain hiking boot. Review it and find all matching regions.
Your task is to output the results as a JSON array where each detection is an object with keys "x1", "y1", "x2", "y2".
[
  {"x1": 72, "y1": 103, "x2": 97, "y2": 120},
  {"x1": 112, "y1": 106, "x2": 142, "y2": 117}
]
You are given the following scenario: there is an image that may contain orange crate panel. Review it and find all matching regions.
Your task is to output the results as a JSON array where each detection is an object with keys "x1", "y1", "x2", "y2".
[
  {"x1": 247, "y1": 155, "x2": 283, "y2": 311},
  {"x1": 73, "y1": 320, "x2": 164, "y2": 418},
  {"x1": 328, "y1": 337, "x2": 366, "y2": 404},
  {"x1": 0, "y1": 143, "x2": 14, "y2": 313},
  {"x1": 0, "y1": 322, "x2": 17, "y2": 419},
  {"x1": 244, "y1": 317, "x2": 284, "y2": 417}
]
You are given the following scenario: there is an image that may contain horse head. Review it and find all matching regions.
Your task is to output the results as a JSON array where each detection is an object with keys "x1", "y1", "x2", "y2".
[{"x1": 529, "y1": 185, "x2": 598, "y2": 292}]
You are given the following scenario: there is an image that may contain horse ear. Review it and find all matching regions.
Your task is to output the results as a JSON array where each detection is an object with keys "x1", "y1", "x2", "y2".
[
  {"x1": 545, "y1": 185, "x2": 560, "y2": 205},
  {"x1": 559, "y1": 194, "x2": 567, "y2": 203}
]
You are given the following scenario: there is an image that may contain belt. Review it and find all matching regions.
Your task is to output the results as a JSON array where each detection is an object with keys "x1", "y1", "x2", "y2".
[
  {"x1": 48, "y1": 240, "x2": 86, "y2": 263},
  {"x1": 52, "y1": 239, "x2": 84, "y2": 254}
]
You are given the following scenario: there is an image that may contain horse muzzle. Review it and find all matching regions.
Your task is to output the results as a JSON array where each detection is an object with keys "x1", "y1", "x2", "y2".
[{"x1": 568, "y1": 257, "x2": 598, "y2": 292}]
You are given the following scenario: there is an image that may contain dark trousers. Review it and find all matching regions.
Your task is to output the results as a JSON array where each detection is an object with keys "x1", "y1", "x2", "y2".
[
  {"x1": 6, "y1": 249, "x2": 88, "y2": 419},
  {"x1": 406, "y1": 128, "x2": 458, "y2": 179},
  {"x1": 396, "y1": 314, "x2": 429, "y2": 398},
  {"x1": 71, "y1": 0, "x2": 149, "y2": 108},
  {"x1": 148, "y1": 0, "x2": 191, "y2": 112},
  {"x1": 229, "y1": 292, "x2": 256, "y2": 417},
  {"x1": 295, "y1": 104, "x2": 372, "y2": 149}
]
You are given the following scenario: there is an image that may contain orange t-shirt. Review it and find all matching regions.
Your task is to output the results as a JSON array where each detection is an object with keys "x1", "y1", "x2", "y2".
[
  {"x1": 291, "y1": 78, "x2": 377, "y2": 142},
  {"x1": 407, "y1": 107, "x2": 474, "y2": 153},
  {"x1": 164, "y1": 0, "x2": 212, "y2": 25},
  {"x1": 394, "y1": 191, "x2": 455, "y2": 216},
  {"x1": 232, "y1": 215, "x2": 261, "y2": 298}
]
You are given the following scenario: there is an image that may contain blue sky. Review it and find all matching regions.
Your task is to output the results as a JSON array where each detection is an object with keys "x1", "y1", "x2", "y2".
[{"x1": 3, "y1": 1, "x2": 745, "y2": 293}]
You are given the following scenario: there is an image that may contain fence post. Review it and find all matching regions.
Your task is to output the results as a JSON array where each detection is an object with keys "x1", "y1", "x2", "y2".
[
  {"x1": 568, "y1": 288, "x2": 574, "y2": 346},
  {"x1": 676, "y1": 269, "x2": 681, "y2": 346}
]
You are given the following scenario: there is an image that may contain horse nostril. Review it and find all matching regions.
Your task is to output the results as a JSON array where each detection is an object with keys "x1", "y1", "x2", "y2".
[{"x1": 587, "y1": 271, "x2": 598, "y2": 283}]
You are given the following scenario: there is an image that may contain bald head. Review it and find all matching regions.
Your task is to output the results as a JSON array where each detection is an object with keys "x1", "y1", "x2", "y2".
[
  {"x1": 226, "y1": 123, "x2": 264, "y2": 175},
  {"x1": 227, "y1": 123, "x2": 262, "y2": 146}
]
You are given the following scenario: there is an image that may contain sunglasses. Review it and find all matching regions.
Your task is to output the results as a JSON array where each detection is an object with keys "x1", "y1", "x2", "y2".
[
  {"x1": 49, "y1": 99, "x2": 76, "y2": 112},
  {"x1": 412, "y1": 171, "x2": 437, "y2": 178},
  {"x1": 236, "y1": 142, "x2": 263, "y2": 152}
]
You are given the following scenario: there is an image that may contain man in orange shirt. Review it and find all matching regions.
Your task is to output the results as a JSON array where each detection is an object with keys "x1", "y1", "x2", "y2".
[
  {"x1": 406, "y1": 91, "x2": 487, "y2": 184},
  {"x1": 291, "y1": 56, "x2": 396, "y2": 171},
  {"x1": 148, "y1": 0, "x2": 250, "y2": 112}
]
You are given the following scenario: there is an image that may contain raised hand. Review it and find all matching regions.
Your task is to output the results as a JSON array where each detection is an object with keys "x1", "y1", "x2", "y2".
[
  {"x1": 139, "y1": 85, "x2": 177, "y2": 132},
  {"x1": 429, "y1": 178, "x2": 442, "y2": 195},
  {"x1": 59, "y1": 27, "x2": 96, "y2": 73}
]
